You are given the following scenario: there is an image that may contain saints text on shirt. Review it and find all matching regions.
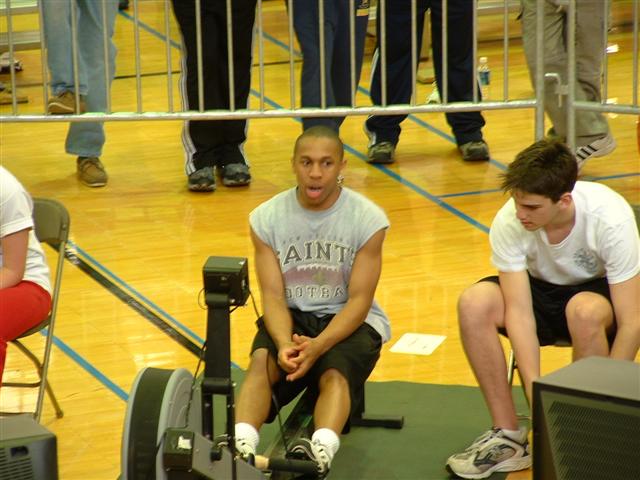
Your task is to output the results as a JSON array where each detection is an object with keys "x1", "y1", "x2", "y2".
[{"x1": 277, "y1": 239, "x2": 356, "y2": 267}]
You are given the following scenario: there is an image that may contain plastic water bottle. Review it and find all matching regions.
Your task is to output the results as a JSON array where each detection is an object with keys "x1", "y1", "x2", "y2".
[{"x1": 477, "y1": 56, "x2": 490, "y2": 101}]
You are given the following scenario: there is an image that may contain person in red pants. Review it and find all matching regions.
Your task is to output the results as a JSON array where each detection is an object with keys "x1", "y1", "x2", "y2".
[{"x1": 0, "y1": 167, "x2": 52, "y2": 387}]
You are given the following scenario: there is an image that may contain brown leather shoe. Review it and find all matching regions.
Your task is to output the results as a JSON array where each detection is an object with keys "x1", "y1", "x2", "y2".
[
  {"x1": 48, "y1": 91, "x2": 86, "y2": 114},
  {"x1": 77, "y1": 157, "x2": 108, "y2": 187}
]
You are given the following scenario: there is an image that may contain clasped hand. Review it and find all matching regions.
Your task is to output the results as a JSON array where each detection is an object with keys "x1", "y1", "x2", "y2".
[{"x1": 277, "y1": 333, "x2": 322, "y2": 382}]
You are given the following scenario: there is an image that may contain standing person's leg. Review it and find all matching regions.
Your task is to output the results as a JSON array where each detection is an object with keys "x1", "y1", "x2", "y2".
[
  {"x1": 521, "y1": 0, "x2": 615, "y2": 167},
  {"x1": 329, "y1": 0, "x2": 369, "y2": 132},
  {"x1": 430, "y1": 0, "x2": 488, "y2": 161},
  {"x1": 41, "y1": 0, "x2": 88, "y2": 113},
  {"x1": 521, "y1": 0, "x2": 566, "y2": 139},
  {"x1": 572, "y1": 1, "x2": 615, "y2": 163},
  {"x1": 293, "y1": 0, "x2": 338, "y2": 131},
  {"x1": 217, "y1": 0, "x2": 256, "y2": 186},
  {"x1": 172, "y1": 0, "x2": 224, "y2": 191},
  {"x1": 365, "y1": 0, "x2": 426, "y2": 163},
  {"x1": 0, "y1": 282, "x2": 51, "y2": 386},
  {"x1": 66, "y1": 0, "x2": 117, "y2": 188},
  {"x1": 65, "y1": 0, "x2": 117, "y2": 186}
]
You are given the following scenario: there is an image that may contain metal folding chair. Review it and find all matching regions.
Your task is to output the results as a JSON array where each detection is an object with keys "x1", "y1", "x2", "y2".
[{"x1": 2, "y1": 198, "x2": 69, "y2": 421}]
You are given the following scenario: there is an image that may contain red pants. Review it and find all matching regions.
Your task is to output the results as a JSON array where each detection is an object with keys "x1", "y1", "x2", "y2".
[{"x1": 0, "y1": 281, "x2": 51, "y2": 386}]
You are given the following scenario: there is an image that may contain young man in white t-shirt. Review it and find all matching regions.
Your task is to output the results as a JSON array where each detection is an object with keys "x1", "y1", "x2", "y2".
[
  {"x1": 446, "y1": 140, "x2": 640, "y2": 479},
  {"x1": 233, "y1": 126, "x2": 390, "y2": 478}
]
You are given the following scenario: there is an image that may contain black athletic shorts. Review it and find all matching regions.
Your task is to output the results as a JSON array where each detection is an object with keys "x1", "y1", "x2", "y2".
[
  {"x1": 251, "y1": 308, "x2": 382, "y2": 423},
  {"x1": 482, "y1": 274, "x2": 614, "y2": 346}
]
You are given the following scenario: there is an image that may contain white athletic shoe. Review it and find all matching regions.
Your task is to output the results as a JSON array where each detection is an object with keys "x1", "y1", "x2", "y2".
[
  {"x1": 575, "y1": 132, "x2": 617, "y2": 171},
  {"x1": 446, "y1": 427, "x2": 531, "y2": 479},
  {"x1": 235, "y1": 437, "x2": 256, "y2": 458},
  {"x1": 426, "y1": 81, "x2": 441, "y2": 104},
  {"x1": 287, "y1": 437, "x2": 331, "y2": 477}
]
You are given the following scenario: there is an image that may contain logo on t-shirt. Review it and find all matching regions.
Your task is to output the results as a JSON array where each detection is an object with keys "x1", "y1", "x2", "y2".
[
  {"x1": 573, "y1": 248, "x2": 599, "y2": 275},
  {"x1": 278, "y1": 239, "x2": 354, "y2": 303}
]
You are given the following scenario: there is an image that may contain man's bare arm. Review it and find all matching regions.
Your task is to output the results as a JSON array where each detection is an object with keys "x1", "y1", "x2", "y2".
[
  {"x1": 251, "y1": 228, "x2": 298, "y2": 372},
  {"x1": 500, "y1": 270, "x2": 540, "y2": 401},
  {"x1": 609, "y1": 274, "x2": 640, "y2": 360}
]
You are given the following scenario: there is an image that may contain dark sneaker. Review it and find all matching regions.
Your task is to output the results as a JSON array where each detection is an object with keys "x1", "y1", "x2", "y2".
[
  {"x1": 48, "y1": 91, "x2": 86, "y2": 115},
  {"x1": 446, "y1": 427, "x2": 531, "y2": 479},
  {"x1": 367, "y1": 141, "x2": 396, "y2": 164},
  {"x1": 77, "y1": 157, "x2": 107, "y2": 187},
  {"x1": 221, "y1": 163, "x2": 251, "y2": 186},
  {"x1": 286, "y1": 437, "x2": 331, "y2": 477},
  {"x1": 188, "y1": 166, "x2": 216, "y2": 192},
  {"x1": 459, "y1": 140, "x2": 490, "y2": 161},
  {"x1": 575, "y1": 132, "x2": 616, "y2": 171},
  {"x1": 218, "y1": 144, "x2": 251, "y2": 186}
]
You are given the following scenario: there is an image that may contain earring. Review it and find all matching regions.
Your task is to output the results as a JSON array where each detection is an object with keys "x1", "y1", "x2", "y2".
[{"x1": 337, "y1": 174, "x2": 344, "y2": 186}]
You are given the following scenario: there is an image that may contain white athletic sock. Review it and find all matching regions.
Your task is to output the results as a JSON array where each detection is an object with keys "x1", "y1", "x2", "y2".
[
  {"x1": 311, "y1": 428, "x2": 340, "y2": 459},
  {"x1": 502, "y1": 426, "x2": 527, "y2": 443},
  {"x1": 235, "y1": 422, "x2": 259, "y2": 455}
]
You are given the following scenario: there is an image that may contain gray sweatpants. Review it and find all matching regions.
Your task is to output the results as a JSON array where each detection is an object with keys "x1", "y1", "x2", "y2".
[{"x1": 521, "y1": 0, "x2": 610, "y2": 146}]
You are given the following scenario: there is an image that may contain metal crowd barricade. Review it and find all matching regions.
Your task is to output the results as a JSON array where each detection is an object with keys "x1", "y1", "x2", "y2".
[
  {"x1": 0, "y1": 0, "x2": 637, "y2": 147},
  {"x1": 564, "y1": 0, "x2": 640, "y2": 151}
]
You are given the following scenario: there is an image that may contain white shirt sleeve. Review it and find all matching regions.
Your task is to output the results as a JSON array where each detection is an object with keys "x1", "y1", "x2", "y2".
[
  {"x1": 599, "y1": 217, "x2": 640, "y2": 284},
  {"x1": 489, "y1": 201, "x2": 528, "y2": 273},
  {"x1": 1, "y1": 177, "x2": 34, "y2": 239}
]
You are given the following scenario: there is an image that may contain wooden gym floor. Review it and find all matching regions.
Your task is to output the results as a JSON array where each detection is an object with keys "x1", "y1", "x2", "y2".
[{"x1": 1, "y1": 1, "x2": 638, "y2": 479}]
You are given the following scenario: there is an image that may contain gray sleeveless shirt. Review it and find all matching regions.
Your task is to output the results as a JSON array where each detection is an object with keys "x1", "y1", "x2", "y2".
[{"x1": 250, "y1": 187, "x2": 391, "y2": 342}]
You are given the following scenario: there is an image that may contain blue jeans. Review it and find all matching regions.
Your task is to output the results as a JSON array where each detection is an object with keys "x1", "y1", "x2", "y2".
[{"x1": 42, "y1": 0, "x2": 118, "y2": 158}]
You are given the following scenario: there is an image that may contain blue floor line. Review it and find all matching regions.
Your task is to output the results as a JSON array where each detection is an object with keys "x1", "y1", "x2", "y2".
[
  {"x1": 119, "y1": 10, "x2": 181, "y2": 50},
  {"x1": 69, "y1": 240, "x2": 206, "y2": 347},
  {"x1": 69, "y1": 240, "x2": 243, "y2": 372},
  {"x1": 44, "y1": 330, "x2": 129, "y2": 401},
  {"x1": 440, "y1": 188, "x2": 503, "y2": 199}
]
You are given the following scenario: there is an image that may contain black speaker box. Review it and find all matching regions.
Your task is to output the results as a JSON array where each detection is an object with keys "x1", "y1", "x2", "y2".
[
  {"x1": 0, "y1": 414, "x2": 58, "y2": 480},
  {"x1": 202, "y1": 256, "x2": 249, "y2": 306},
  {"x1": 533, "y1": 357, "x2": 640, "y2": 480}
]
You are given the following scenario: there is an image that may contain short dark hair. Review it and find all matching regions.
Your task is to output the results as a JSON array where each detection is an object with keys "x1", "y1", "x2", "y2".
[
  {"x1": 293, "y1": 125, "x2": 344, "y2": 159},
  {"x1": 501, "y1": 139, "x2": 577, "y2": 202}
]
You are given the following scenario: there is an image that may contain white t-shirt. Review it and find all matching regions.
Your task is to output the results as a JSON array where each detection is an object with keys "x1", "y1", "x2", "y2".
[
  {"x1": 0, "y1": 167, "x2": 51, "y2": 293},
  {"x1": 250, "y1": 187, "x2": 391, "y2": 342},
  {"x1": 490, "y1": 181, "x2": 640, "y2": 285}
]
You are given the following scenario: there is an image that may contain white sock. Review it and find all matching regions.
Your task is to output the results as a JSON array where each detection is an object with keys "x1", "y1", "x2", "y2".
[
  {"x1": 311, "y1": 428, "x2": 340, "y2": 459},
  {"x1": 235, "y1": 422, "x2": 259, "y2": 454},
  {"x1": 502, "y1": 426, "x2": 527, "y2": 443}
]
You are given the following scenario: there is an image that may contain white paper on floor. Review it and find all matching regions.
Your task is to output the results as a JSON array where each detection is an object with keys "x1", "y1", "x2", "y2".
[{"x1": 389, "y1": 333, "x2": 446, "y2": 355}]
